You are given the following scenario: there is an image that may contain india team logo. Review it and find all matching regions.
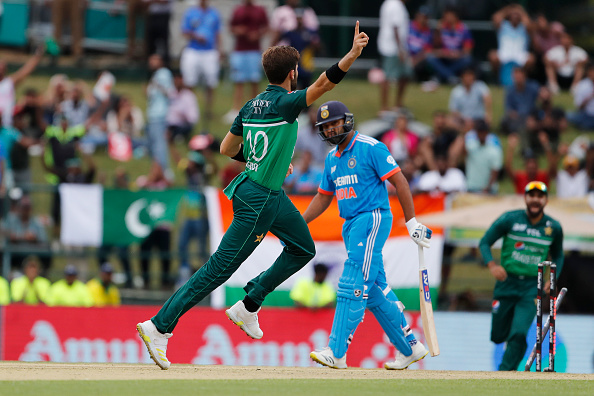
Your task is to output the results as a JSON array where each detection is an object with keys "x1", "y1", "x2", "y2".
[
  {"x1": 492, "y1": 300, "x2": 500, "y2": 313},
  {"x1": 515, "y1": 242, "x2": 525, "y2": 251},
  {"x1": 320, "y1": 105, "x2": 329, "y2": 119},
  {"x1": 348, "y1": 157, "x2": 357, "y2": 169}
]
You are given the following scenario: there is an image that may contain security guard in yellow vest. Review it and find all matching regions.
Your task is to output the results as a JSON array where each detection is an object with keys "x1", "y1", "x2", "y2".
[
  {"x1": 290, "y1": 263, "x2": 336, "y2": 309},
  {"x1": 11, "y1": 258, "x2": 51, "y2": 305}
]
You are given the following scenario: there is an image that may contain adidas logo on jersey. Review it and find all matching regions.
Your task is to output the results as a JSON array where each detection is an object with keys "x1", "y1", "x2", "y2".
[{"x1": 358, "y1": 242, "x2": 363, "y2": 246}]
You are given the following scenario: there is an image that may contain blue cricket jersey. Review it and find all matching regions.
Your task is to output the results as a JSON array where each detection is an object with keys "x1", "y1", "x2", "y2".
[
  {"x1": 318, "y1": 131, "x2": 400, "y2": 220},
  {"x1": 182, "y1": 7, "x2": 221, "y2": 51}
]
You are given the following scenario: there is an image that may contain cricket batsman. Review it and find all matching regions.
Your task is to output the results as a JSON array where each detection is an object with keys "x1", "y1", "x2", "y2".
[
  {"x1": 303, "y1": 101, "x2": 432, "y2": 369},
  {"x1": 137, "y1": 22, "x2": 369, "y2": 370},
  {"x1": 479, "y1": 181, "x2": 564, "y2": 371}
]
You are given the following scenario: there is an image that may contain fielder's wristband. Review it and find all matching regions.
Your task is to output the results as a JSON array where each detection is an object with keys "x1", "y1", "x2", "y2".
[
  {"x1": 405, "y1": 217, "x2": 419, "y2": 234},
  {"x1": 231, "y1": 144, "x2": 247, "y2": 163},
  {"x1": 325, "y1": 62, "x2": 347, "y2": 84}
]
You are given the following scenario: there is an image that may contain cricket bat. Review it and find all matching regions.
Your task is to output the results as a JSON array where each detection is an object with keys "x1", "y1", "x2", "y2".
[{"x1": 418, "y1": 245, "x2": 440, "y2": 356}]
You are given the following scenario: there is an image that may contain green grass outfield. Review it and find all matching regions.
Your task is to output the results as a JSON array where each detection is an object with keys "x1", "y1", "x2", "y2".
[{"x1": 3, "y1": 378, "x2": 594, "y2": 396}]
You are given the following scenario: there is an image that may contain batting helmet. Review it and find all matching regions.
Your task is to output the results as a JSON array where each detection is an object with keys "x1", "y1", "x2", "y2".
[{"x1": 315, "y1": 101, "x2": 354, "y2": 145}]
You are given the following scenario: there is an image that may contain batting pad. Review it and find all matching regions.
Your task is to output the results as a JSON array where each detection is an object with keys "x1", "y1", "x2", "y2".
[
  {"x1": 328, "y1": 259, "x2": 367, "y2": 359},
  {"x1": 368, "y1": 284, "x2": 412, "y2": 356}
]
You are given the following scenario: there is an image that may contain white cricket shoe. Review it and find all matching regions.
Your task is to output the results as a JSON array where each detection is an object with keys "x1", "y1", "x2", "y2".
[
  {"x1": 310, "y1": 347, "x2": 348, "y2": 369},
  {"x1": 384, "y1": 342, "x2": 429, "y2": 370},
  {"x1": 137, "y1": 319, "x2": 173, "y2": 370},
  {"x1": 225, "y1": 300, "x2": 264, "y2": 339}
]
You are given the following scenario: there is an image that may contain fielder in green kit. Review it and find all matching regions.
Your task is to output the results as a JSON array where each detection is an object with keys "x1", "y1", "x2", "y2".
[
  {"x1": 137, "y1": 22, "x2": 370, "y2": 370},
  {"x1": 479, "y1": 181, "x2": 564, "y2": 371}
]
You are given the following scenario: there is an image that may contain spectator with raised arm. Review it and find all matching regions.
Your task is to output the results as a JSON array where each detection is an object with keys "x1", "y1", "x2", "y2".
[
  {"x1": 525, "y1": 86, "x2": 567, "y2": 153},
  {"x1": 504, "y1": 134, "x2": 555, "y2": 194},
  {"x1": 545, "y1": 32, "x2": 588, "y2": 94},
  {"x1": 0, "y1": 46, "x2": 45, "y2": 127},
  {"x1": 425, "y1": 7, "x2": 473, "y2": 84},
  {"x1": 488, "y1": 4, "x2": 534, "y2": 86}
]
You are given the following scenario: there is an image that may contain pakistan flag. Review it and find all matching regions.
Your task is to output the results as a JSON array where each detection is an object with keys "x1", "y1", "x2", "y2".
[{"x1": 60, "y1": 184, "x2": 184, "y2": 246}]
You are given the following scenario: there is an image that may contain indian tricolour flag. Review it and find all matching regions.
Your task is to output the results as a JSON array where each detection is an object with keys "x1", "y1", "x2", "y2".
[
  {"x1": 60, "y1": 184, "x2": 184, "y2": 247},
  {"x1": 205, "y1": 187, "x2": 445, "y2": 310}
]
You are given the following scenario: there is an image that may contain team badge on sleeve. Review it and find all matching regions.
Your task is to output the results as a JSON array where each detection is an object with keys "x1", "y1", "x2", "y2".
[
  {"x1": 387, "y1": 155, "x2": 396, "y2": 165},
  {"x1": 348, "y1": 157, "x2": 357, "y2": 169}
]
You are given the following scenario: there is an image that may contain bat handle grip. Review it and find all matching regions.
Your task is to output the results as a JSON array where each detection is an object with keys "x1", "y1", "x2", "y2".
[{"x1": 418, "y1": 245, "x2": 425, "y2": 269}]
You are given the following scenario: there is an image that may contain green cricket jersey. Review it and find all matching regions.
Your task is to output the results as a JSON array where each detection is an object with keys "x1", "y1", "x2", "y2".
[
  {"x1": 479, "y1": 209, "x2": 564, "y2": 277},
  {"x1": 224, "y1": 85, "x2": 308, "y2": 197}
]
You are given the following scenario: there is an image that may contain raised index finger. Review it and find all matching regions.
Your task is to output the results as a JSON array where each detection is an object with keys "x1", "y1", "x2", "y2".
[{"x1": 355, "y1": 20, "x2": 359, "y2": 36}]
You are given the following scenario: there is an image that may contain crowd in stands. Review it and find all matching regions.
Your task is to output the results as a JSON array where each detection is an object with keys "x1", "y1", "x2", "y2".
[{"x1": 0, "y1": 1, "x2": 594, "y2": 299}]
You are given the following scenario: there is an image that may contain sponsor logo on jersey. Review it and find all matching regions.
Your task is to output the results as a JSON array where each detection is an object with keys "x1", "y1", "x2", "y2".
[
  {"x1": 492, "y1": 300, "x2": 500, "y2": 313},
  {"x1": 515, "y1": 241, "x2": 525, "y2": 250},
  {"x1": 512, "y1": 223, "x2": 527, "y2": 232},
  {"x1": 252, "y1": 99, "x2": 270, "y2": 107},
  {"x1": 334, "y1": 174, "x2": 359, "y2": 187},
  {"x1": 387, "y1": 155, "x2": 396, "y2": 165},
  {"x1": 348, "y1": 157, "x2": 357, "y2": 169}
]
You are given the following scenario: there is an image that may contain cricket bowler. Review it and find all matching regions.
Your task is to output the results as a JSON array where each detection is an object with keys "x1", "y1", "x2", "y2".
[
  {"x1": 479, "y1": 181, "x2": 564, "y2": 371},
  {"x1": 137, "y1": 22, "x2": 369, "y2": 370},
  {"x1": 303, "y1": 101, "x2": 432, "y2": 369}
]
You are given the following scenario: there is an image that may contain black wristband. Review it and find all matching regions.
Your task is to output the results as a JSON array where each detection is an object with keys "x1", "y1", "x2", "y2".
[
  {"x1": 326, "y1": 62, "x2": 347, "y2": 84},
  {"x1": 231, "y1": 144, "x2": 247, "y2": 163}
]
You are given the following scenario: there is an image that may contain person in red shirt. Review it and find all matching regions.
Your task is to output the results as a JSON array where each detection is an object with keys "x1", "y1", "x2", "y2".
[
  {"x1": 505, "y1": 134, "x2": 555, "y2": 194},
  {"x1": 224, "y1": 0, "x2": 269, "y2": 123}
]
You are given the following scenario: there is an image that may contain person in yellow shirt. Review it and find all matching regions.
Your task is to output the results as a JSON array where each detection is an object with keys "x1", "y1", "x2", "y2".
[
  {"x1": 11, "y1": 257, "x2": 51, "y2": 305},
  {"x1": 46, "y1": 264, "x2": 93, "y2": 307},
  {"x1": 87, "y1": 262, "x2": 121, "y2": 307},
  {"x1": 290, "y1": 263, "x2": 336, "y2": 309},
  {"x1": 0, "y1": 276, "x2": 9, "y2": 305}
]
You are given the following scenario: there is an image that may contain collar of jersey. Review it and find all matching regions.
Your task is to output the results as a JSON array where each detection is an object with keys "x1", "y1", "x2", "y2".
[
  {"x1": 265, "y1": 84, "x2": 289, "y2": 93},
  {"x1": 334, "y1": 131, "x2": 359, "y2": 157}
]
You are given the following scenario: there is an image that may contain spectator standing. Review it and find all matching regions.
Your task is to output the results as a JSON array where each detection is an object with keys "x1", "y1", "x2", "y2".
[
  {"x1": 180, "y1": 0, "x2": 221, "y2": 131},
  {"x1": 449, "y1": 68, "x2": 492, "y2": 128},
  {"x1": 167, "y1": 73, "x2": 199, "y2": 144},
  {"x1": 377, "y1": 0, "x2": 411, "y2": 110},
  {"x1": 289, "y1": 263, "x2": 335, "y2": 309},
  {"x1": 504, "y1": 134, "x2": 554, "y2": 194},
  {"x1": 501, "y1": 67, "x2": 540, "y2": 135},
  {"x1": 146, "y1": 54, "x2": 174, "y2": 180},
  {"x1": 464, "y1": 120, "x2": 503, "y2": 194},
  {"x1": 556, "y1": 155, "x2": 589, "y2": 198},
  {"x1": 488, "y1": 4, "x2": 534, "y2": 86},
  {"x1": 12, "y1": 89, "x2": 45, "y2": 187},
  {"x1": 1, "y1": 196, "x2": 49, "y2": 271},
  {"x1": 270, "y1": 0, "x2": 319, "y2": 46},
  {"x1": 0, "y1": 113, "x2": 36, "y2": 189},
  {"x1": 137, "y1": 162, "x2": 173, "y2": 289},
  {"x1": 425, "y1": 7, "x2": 473, "y2": 84},
  {"x1": 545, "y1": 33, "x2": 588, "y2": 94},
  {"x1": 177, "y1": 152, "x2": 209, "y2": 287},
  {"x1": 280, "y1": 8, "x2": 320, "y2": 90},
  {"x1": 10, "y1": 258, "x2": 51, "y2": 305},
  {"x1": 417, "y1": 153, "x2": 466, "y2": 193},
  {"x1": 408, "y1": 6, "x2": 433, "y2": 85},
  {"x1": 143, "y1": 0, "x2": 173, "y2": 66},
  {"x1": 224, "y1": 0, "x2": 269, "y2": 123},
  {"x1": 52, "y1": 0, "x2": 86, "y2": 62},
  {"x1": 87, "y1": 262, "x2": 121, "y2": 307},
  {"x1": 46, "y1": 264, "x2": 93, "y2": 307},
  {"x1": 0, "y1": 47, "x2": 44, "y2": 127},
  {"x1": 569, "y1": 63, "x2": 594, "y2": 130},
  {"x1": 381, "y1": 114, "x2": 419, "y2": 163}
]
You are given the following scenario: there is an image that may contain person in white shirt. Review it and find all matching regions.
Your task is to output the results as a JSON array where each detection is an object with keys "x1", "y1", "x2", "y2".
[
  {"x1": 378, "y1": 0, "x2": 411, "y2": 111},
  {"x1": 0, "y1": 46, "x2": 44, "y2": 127},
  {"x1": 556, "y1": 155, "x2": 589, "y2": 198},
  {"x1": 545, "y1": 32, "x2": 588, "y2": 94},
  {"x1": 569, "y1": 63, "x2": 594, "y2": 130},
  {"x1": 417, "y1": 153, "x2": 466, "y2": 193}
]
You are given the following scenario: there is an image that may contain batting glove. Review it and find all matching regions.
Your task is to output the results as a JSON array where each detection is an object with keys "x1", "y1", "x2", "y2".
[{"x1": 406, "y1": 217, "x2": 432, "y2": 248}]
